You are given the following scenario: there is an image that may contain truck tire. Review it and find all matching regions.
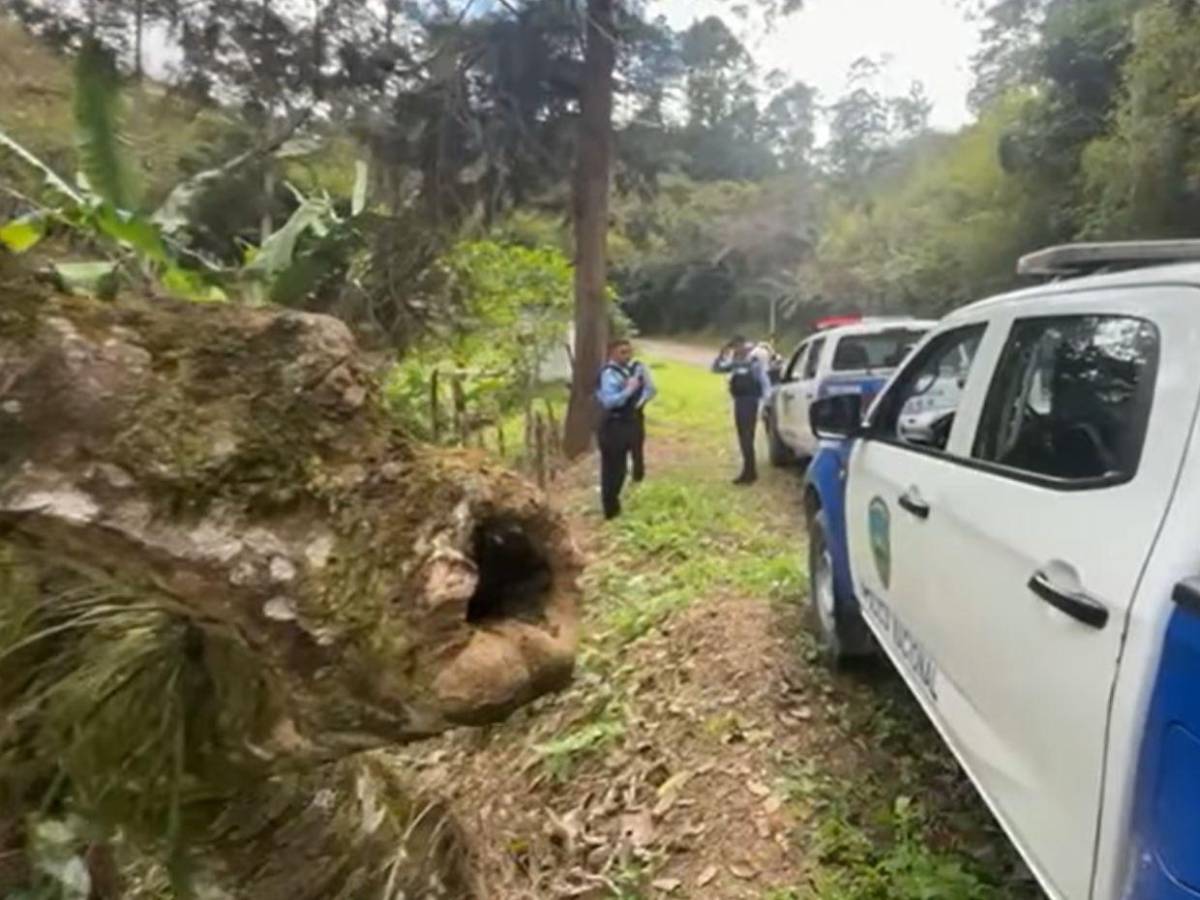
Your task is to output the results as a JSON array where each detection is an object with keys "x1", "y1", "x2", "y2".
[
  {"x1": 767, "y1": 412, "x2": 796, "y2": 467},
  {"x1": 807, "y1": 510, "x2": 873, "y2": 669}
]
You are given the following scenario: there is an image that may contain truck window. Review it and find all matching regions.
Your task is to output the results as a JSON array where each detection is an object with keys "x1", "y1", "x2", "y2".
[
  {"x1": 871, "y1": 325, "x2": 986, "y2": 452},
  {"x1": 830, "y1": 328, "x2": 928, "y2": 372},
  {"x1": 972, "y1": 315, "x2": 1159, "y2": 483},
  {"x1": 784, "y1": 342, "x2": 808, "y2": 382},
  {"x1": 804, "y1": 338, "x2": 825, "y2": 379}
]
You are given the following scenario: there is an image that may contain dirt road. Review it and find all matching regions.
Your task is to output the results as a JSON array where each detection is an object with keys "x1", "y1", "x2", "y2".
[{"x1": 637, "y1": 338, "x2": 718, "y2": 368}]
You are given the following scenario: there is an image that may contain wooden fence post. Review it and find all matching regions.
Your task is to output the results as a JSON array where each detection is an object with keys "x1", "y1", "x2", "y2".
[
  {"x1": 451, "y1": 375, "x2": 467, "y2": 447},
  {"x1": 524, "y1": 407, "x2": 534, "y2": 467},
  {"x1": 544, "y1": 399, "x2": 561, "y2": 458},
  {"x1": 430, "y1": 369, "x2": 442, "y2": 443},
  {"x1": 534, "y1": 412, "x2": 547, "y2": 489}
]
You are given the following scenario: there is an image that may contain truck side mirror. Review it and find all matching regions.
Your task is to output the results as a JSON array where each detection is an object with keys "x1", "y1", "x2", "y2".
[{"x1": 810, "y1": 394, "x2": 864, "y2": 440}]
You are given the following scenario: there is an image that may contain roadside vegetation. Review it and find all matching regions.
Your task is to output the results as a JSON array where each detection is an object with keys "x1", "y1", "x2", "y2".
[{"x1": 408, "y1": 357, "x2": 1037, "y2": 899}]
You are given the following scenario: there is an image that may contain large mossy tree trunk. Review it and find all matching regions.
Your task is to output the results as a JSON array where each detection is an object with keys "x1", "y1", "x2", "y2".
[{"x1": 0, "y1": 256, "x2": 580, "y2": 897}]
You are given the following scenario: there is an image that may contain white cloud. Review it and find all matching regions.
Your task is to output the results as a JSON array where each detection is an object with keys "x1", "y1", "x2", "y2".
[{"x1": 654, "y1": 0, "x2": 982, "y2": 132}]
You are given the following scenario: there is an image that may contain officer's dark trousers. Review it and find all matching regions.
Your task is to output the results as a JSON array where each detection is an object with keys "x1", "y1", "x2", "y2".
[
  {"x1": 631, "y1": 408, "x2": 646, "y2": 482},
  {"x1": 598, "y1": 414, "x2": 636, "y2": 518},
  {"x1": 733, "y1": 397, "x2": 759, "y2": 480}
]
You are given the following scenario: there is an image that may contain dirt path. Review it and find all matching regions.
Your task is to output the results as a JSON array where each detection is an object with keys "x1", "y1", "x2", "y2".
[
  {"x1": 405, "y1": 356, "x2": 1038, "y2": 899},
  {"x1": 637, "y1": 339, "x2": 718, "y2": 369}
]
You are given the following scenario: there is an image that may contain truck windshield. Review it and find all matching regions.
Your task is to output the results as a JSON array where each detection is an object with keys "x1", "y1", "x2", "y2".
[{"x1": 831, "y1": 329, "x2": 928, "y2": 372}]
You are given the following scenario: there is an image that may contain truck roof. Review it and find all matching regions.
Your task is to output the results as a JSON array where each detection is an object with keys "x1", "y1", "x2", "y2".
[
  {"x1": 814, "y1": 318, "x2": 936, "y2": 340},
  {"x1": 951, "y1": 261, "x2": 1200, "y2": 320}
]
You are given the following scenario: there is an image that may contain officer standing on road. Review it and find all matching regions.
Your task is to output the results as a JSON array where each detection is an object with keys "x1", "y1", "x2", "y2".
[
  {"x1": 712, "y1": 335, "x2": 774, "y2": 485},
  {"x1": 628, "y1": 354, "x2": 657, "y2": 483},
  {"x1": 595, "y1": 339, "x2": 646, "y2": 519}
]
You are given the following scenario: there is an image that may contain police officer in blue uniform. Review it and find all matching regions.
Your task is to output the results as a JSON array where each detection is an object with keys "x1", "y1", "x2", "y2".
[
  {"x1": 595, "y1": 339, "x2": 656, "y2": 519},
  {"x1": 712, "y1": 335, "x2": 773, "y2": 484}
]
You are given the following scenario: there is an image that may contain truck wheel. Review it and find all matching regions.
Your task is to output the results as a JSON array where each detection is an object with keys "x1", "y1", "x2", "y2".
[
  {"x1": 767, "y1": 414, "x2": 795, "y2": 467},
  {"x1": 807, "y1": 510, "x2": 872, "y2": 669}
]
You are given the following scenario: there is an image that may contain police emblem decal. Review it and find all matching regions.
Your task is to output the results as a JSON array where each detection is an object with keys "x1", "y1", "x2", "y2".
[{"x1": 868, "y1": 497, "x2": 891, "y2": 589}]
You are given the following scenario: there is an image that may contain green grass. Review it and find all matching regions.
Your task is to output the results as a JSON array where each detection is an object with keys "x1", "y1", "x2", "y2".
[
  {"x1": 772, "y1": 670, "x2": 1033, "y2": 900},
  {"x1": 579, "y1": 357, "x2": 804, "y2": 651},
  {"x1": 641, "y1": 357, "x2": 730, "y2": 440},
  {"x1": 533, "y1": 715, "x2": 627, "y2": 781}
]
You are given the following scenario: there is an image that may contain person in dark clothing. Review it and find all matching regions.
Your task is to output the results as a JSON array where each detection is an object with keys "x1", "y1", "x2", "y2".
[
  {"x1": 628, "y1": 356, "x2": 657, "y2": 482},
  {"x1": 595, "y1": 339, "x2": 645, "y2": 519},
  {"x1": 712, "y1": 336, "x2": 774, "y2": 484}
]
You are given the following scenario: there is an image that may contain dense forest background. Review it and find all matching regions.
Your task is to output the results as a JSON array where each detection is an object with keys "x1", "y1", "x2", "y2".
[{"x1": 5, "y1": 0, "x2": 1200, "y2": 351}]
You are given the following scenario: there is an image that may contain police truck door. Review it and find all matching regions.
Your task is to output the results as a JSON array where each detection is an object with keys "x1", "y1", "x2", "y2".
[
  {"x1": 789, "y1": 336, "x2": 824, "y2": 457},
  {"x1": 775, "y1": 340, "x2": 809, "y2": 447},
  {"x1": 844, "y1": 324, "x2": 990, "y2": 704}
]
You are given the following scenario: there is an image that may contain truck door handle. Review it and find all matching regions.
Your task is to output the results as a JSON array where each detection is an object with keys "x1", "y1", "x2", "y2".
[
  {"x1": 1028, "y1": 571, "x2": 1108, "y2": 629},
  {"x1": 898, "y1": 491, "x2": 930, "y2": 519},
  {"x1": 1172, "y1": 577, "x2": 1200, "y2": 615}
]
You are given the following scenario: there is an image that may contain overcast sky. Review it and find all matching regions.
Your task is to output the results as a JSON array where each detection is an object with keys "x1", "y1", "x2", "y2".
[{"x1": 654, "y1": 0, "x2": 982, "y2": 132}]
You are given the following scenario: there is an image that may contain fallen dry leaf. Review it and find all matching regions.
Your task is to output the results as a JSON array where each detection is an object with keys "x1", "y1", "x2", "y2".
[
  {"x1": 697, "y1": 865, "x2": 719, "y2": 887},
  {"x1": 745, "y1": 779, "x2": 771, "y2": 798},
  {"x1": 651, "y1": 877, "x2": 682, "y2": 893},
  {"x1": 729, "y1": 863, "x2": 757, "y2": 880}
]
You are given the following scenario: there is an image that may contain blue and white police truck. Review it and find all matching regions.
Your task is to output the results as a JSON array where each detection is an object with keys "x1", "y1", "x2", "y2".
[
  {"x1": 802, "y1": 241, "x2": 1200, "y2": 900},
  {"x1": 764, "y1": 316, "x2": 934, "y2": 467}
]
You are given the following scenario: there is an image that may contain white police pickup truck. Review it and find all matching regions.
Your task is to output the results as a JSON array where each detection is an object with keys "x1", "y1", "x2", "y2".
[
  {"x1": 803, "y1": 241, "x2": 1200, "y2": 900},
  {"x1": 764, "y1": 317, "x2": 933, "y2": 466}
]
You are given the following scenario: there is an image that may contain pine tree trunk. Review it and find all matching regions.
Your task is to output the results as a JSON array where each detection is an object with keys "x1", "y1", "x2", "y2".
[
  {"x1": 134, "y1": 0, "x2": 144, "y2": 80},
  {"x1": 562, "y1": 0, "x2": 616, "y2": 459}
]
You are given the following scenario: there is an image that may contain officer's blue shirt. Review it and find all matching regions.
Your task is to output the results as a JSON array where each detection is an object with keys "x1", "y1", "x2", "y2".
[
  {"x1": 595, "y1": 360, "x2": 657, "y2": 411},
  {"x1": 711, "y1": 353, "x2": 773, "y2": 399}
]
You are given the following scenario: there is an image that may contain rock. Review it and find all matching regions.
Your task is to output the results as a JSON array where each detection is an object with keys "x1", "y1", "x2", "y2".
[{"x1": 619, "y1": 810, "x2": 655, "y2": 849}]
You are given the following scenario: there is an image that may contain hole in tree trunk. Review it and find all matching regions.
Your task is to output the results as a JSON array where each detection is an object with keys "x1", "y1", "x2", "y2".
[{"x1": 466, "y1": 518, "x2": 553, "y2": 626}]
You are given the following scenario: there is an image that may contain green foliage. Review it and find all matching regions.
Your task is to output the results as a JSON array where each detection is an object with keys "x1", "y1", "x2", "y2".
[
  {"x1": 73, "y1": 40, "x2": 137, "y2": 211},
  {"x1": 382, "y1": 238, "x2": 574, "y2": 440},
  {"x1": 802, "y1": 95, "x2": 1050, "y2": 316},
  {"x1": 769, "y1": 669, "x2": 1029, "y2": 900},
  {"x1": 1077, "y1": 1, "x2": 1200, "y2": 238},
  {"x1": 616, "y1": 174, "x2": 813, "y2": 334},
  {"x1": 803, "y1": 795, "x2": 1001, "y2": 899},
  {"x1": 534, "y1": 715, "x2": 627, "y2": 781},
  {"x1": 0, "y1": 214, "x2": 46, "y2": 253},
  {"x1": 53, "y1": 260, "x2": 119, "y2": 296}
]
